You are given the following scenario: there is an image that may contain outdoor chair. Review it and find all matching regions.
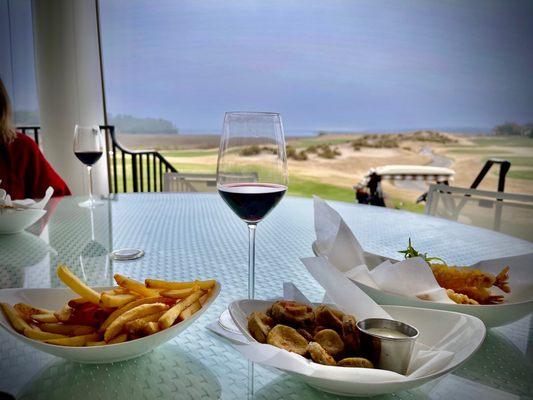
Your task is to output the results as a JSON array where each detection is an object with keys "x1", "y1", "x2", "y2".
[
  {"x1": 425, "y1": 184, "x2": 533, "y2": 242},
  {"x1": 163, "y1": 172, "x2": 258, "y2": 192}
]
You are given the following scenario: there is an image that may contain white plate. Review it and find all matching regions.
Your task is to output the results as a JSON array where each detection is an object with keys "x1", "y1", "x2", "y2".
[
  {"x1": 312, "y1": 240, "x2": 533, "y2": 327},
  {"x1": 0, "y1": 208, "x2": 46, "y2": 234},
  {"x1": 0, "y1": 283, "x2": 220, "y2": 363},
  {"x1": 229, "y1": 299, "x2": 486, "y2": 397}
]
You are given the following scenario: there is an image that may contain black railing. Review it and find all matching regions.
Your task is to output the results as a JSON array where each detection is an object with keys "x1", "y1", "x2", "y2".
[
  {"x1": 100, "y1": 125, "x2": 177, "y2": 193},
  {"x1": 17, "y1": 126, "x2": 41, "y2": 146}
]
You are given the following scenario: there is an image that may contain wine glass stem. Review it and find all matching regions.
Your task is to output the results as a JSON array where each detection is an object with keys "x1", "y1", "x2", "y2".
[
  {"x1": 247, "y1": 223, "x2": 257, "y2": 299},
  {"x1": 87, "y1": 166, "x2": 94, "y2": 204}
]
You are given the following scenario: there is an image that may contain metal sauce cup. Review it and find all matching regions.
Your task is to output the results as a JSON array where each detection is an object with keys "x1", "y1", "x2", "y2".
[{"x1": 357, "y1": 318, "x2": 419, "y2": 375}]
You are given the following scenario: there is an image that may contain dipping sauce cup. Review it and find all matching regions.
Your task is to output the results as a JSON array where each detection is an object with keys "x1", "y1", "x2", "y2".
[{"x1": 357, "y1": 318, "x2": 419, "y2": 375}]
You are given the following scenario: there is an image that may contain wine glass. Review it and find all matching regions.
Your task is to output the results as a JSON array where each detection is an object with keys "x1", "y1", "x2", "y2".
[
  {"x1": 74, "y1": 125, "x2": 104, "y2": 208},
  {"x1": 217, "y1": 112, "x2": 288, "y2": 303}
]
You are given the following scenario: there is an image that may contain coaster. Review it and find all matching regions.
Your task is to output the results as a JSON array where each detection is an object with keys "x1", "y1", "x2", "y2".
[{"x1": 110, "y1": 248, "x2": 145, "y2": 261}]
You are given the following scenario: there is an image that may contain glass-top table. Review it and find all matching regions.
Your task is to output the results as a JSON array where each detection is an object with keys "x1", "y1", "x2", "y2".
[{"x1": 0, "y1": 193, "x2": 531, "y2": 399}]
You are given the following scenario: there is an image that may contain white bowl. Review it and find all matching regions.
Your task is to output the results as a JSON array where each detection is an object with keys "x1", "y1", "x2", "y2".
[
  {"x1": 0, "y1": 208, "x2": 47, "y2": 234},
  {"x1": 229, "y1": 299, "x2": 486, "y2": 397},
  {"x1": 312, "y1": 240, "x2": 533, "y2": 327},
  {"x1": 0, "y1": 283, "x2": 220, "y2": 363}
]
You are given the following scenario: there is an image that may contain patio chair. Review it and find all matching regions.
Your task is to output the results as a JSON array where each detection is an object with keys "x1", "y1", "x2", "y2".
[
  {"x1": 163, "y1": 172, "x2": 258, "y2": 192},
  {"x1": 425, "y1": 184, "x2": 533, "y2": 242}
]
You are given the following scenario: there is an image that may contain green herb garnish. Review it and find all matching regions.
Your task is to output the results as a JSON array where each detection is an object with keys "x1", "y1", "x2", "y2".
[{"x1": 398, "y1": 238, "x2": 447, "y2": 265}]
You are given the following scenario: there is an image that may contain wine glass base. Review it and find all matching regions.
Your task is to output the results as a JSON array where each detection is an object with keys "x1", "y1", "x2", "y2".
[
  {"x1": 78, "y1": 199, "x2": 104, "y2": 208},
  {"x1": 218, "y1": 309, "x2": 242, "y2": 334}
]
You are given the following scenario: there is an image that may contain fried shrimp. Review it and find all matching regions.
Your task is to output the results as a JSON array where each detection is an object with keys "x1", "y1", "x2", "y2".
[
  {"x1": 307, "y1": 342, "x2": 336, "y2": 366},
  {"x1": 446, "y1": 289, "x2": 478, "y2": 305},
  {"x1": 314, "y1": 329, "x2": 344, "y2": 356},
  {"x1": 267, "y1": 324, "x2": 309, "y2": 356}
]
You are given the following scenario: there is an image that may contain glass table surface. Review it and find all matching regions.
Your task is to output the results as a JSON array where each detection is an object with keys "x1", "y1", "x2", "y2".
[{"x1": 0, "y1": 193, "x2": 531, "y2": 399}]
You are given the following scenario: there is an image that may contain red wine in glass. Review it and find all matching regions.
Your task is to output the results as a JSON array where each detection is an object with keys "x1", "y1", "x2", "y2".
[
  {"x1": 218, "y1": 183, "x2": 287, "y2": 224},
  {"x1": 75, "y1": 151, "x2": 103, "y2": 166}
]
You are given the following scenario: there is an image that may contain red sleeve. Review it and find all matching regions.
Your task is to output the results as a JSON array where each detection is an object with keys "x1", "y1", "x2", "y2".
[{"x1": 18, "y1": 134, "x2": 71, "y2": 198}]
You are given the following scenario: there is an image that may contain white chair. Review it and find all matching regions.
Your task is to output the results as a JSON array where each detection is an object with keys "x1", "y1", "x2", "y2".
[
  {"x1": 425, "y1": 184, "x2": 533, "y2": 242},
  {"x1": 163, "y1": 172, "x2": 258, "y2": 193},
  {"x1": 163, "y1": 173, "x2": 217, "y2": 192}
]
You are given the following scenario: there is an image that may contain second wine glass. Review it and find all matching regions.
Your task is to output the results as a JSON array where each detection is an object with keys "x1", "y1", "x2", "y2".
[
  {"x1": 217, "y1": 112, "x2": 288, "y2": 300},
  {"x1": 74, "y1": 125, "x2": 104, "y2": 208}
]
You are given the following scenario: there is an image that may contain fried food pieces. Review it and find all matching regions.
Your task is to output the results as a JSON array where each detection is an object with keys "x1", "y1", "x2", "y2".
[
  {"x1": 248, "y1": 312, "x2": 274, "y2": 343},
  {"x1": 338, "y1": 357, "x2": 374, "y2": 368},
  {"x1": 341, "y1": 314, "x2": 360, "y2": 353},
  {"x1": 248, "y1": 301, "x2": 373, "y2": 369},
  {"x1": 307, "y1": 341, "x2": 336, "y2": 366},
  {"x1": 399, "y1": 239, "x2": 511, "y2": 305},
  {"x1": 314, "y1": 305, "x2": 343, "y2": 333},
  {"x1": 267, "y1": 325, "x2": 308, "y2": 356},
  {"x1": 268, "y1": 300, "x2": 314, "y2": 328},
  {"x1": 431, "y1": 263, "x2": 510, "y2": 304},
  {"x1": 313, "y1": 329, "x2": 344, "y2": 356},
  {"x1": 0, "y1": 265, "x2": 216, "y2": 347}
]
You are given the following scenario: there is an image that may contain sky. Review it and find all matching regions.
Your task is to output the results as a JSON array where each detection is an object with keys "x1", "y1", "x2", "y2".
[
  {"x1": 99, "y1": 0, "x2": 533, "y2": 134},
  {"x1": 1, "y1": 1, "x2": 532, "y2": 134}
]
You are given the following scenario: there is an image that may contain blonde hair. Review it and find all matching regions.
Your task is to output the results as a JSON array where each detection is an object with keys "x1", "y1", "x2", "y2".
[{"x1": 0, "y1": 78, "x2": 16, "y2": 145}]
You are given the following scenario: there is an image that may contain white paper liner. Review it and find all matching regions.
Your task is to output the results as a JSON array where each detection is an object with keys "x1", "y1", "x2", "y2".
[
  {"x1": 0, "y1": 186, "x2": 54, "y2": 210},
  {"x1": 209, "y1": 276, "x2": 454, "y2": 383}
]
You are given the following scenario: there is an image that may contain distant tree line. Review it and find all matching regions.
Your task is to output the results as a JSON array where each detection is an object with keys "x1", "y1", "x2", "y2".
[
  {"x1": 492, "y1": 122, "x2": 533, "y2": 137},
  {"x1": 108, "y1": 113, "x2": 179, "y2": 134}
]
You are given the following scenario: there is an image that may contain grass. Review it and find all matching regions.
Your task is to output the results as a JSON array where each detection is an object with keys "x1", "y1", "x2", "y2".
[
  {"x1": 289, "y1": 137, "x2": 352, "y2": 148},
  {"x1": 505, "y1": 170, "x2": 533, "y2": 180},
  {"x1": 161, "y1": 149, "x2": 219, "y2": 158},
  {"x1": 471, "y1": 136, "x2": 533, "y2": 147},
  {"x1": 500, "y1": 157, "x2": 533, "y2": 167},
  {"x1": 448, "y1": 148, "x2": 511, "y2": 155},
  {"x1": 287, "y1": 176, "x2": 354, "y2": 202},
  {"x1": 388, "y1": 198, "x2": 425, "y2": 213}
]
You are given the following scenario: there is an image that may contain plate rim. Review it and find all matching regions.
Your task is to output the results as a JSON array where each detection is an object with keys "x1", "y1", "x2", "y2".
[
  {"x1": 0, "y1": 282, "x2": 221, "y2": 351},
  {"x1": 311, "y1": 240, "x2": 533, "y2": 309},
  {"x1": 229, "y1": 298, "x2": 486, "y2": 387}
]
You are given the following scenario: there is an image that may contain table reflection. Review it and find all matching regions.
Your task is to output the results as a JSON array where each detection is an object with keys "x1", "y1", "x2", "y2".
[{"x1": 18, "y1": 344, "x2": 221, "y2": 400}]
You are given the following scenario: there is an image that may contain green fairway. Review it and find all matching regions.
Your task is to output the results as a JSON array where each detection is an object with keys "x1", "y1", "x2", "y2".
[
  {"x1": 471, "y1": 136, "x2": 533, "y2": 147},
  {"x1": 506, "y1": 170, "x2": 533, "y2": 180},
  {"x1": 161, "y1": 149, "x2": 219, "y2": 158}
]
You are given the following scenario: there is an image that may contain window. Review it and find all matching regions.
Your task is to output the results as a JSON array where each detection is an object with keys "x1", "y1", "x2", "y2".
[{"x1": 0, "y1": 0, "x2": 40, "y2": 126}]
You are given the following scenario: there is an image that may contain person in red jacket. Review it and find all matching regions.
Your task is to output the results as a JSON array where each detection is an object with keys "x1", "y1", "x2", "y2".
[{"x1": 0, "y1": 78, "x2": 71, "y2": 200}]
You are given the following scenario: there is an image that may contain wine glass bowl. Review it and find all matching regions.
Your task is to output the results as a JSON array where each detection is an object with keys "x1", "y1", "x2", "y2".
[
  {"x1": 217, "y1": 112, "x2": 288, "y2": 302},
  {"x1": 73, "y1": 125, "x2": 104, "y2": 208}
]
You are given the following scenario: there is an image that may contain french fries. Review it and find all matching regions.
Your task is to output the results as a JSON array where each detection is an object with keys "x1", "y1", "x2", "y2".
[
  {"x1": 1, "y1": 303, "x2": 31, "y2": 333},
  {"x1": 100, "y1": 293, "x2": 138, "y2": 308},
  {"x1": 99, "y1": 296, "x2": 168, "y2": 333},
  {"x1": 39, "y1": 323, "x2": 95, "y2": 336},
  {"x1": 179, "y1": 301, "x2": 202, "y2": 321},
  {"x1": 146, "y1": 279, "x2": 216, "y2": 291},
  {"x1": 44, "y1": 333, "x2": 99, "y2": 347},
  {"x1": 114, "y1": 274, "x2": 159, "y2": 297},
  {"x1": 108, "y1": 333, "x2": 128, "y2": 344},
  {"x1": 14, "y1": 303, "x2": 53, "y2": 319},
  {"x1": 124, "y1": 311, "x2": 165, "y2": 335},
  {"x1": 159, "y1": 287, "x2": 198, "y2": 299},
  {"x1": 23, "y1": 327, "x2": 67, "y2": 341},
  {"x1": 159, "y1": 290, "x2": 204, "y2": 329},
  {"x1": 32, "y1": 313, "x2": 58, "y2": 323},
  {"x1": 105, "y1": 303, "x2": 169, "y2": 341},
  {"x1": 1, "y1": 265, "x2": 216, "y2": 348},
  {"x1": 57, "y1": 265, "x2": 101, "y2": 305}
]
